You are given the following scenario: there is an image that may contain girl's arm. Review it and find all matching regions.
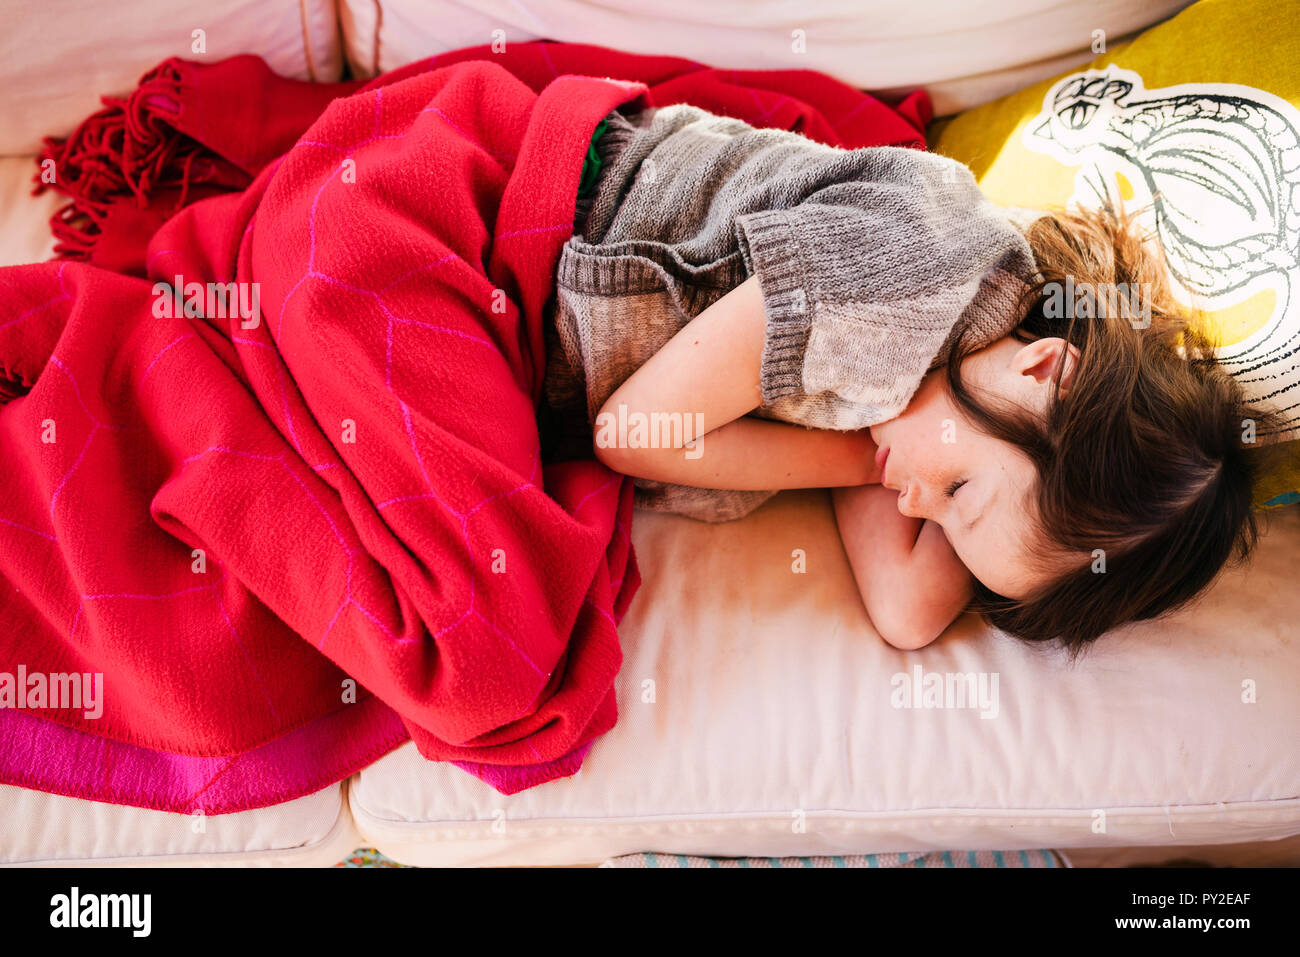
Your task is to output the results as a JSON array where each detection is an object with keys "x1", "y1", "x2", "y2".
[
  {"x1": 596, "y1": 414, "x2": 878, "y2": 490},
  {"x1": 593, "y1": 274, "x2": 880, "y2": 489},
  {"x1": 831, "y1": 483, "x2": 975, "y2": 650},
  {"x1": 595, "y1": 272, "x2": 973, "y2": 646}
]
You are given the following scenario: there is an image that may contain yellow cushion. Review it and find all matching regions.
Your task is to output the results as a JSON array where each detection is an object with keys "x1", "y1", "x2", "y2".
[{"x1": 933, "y1": 0, "x2": 1300, "y2": 508}]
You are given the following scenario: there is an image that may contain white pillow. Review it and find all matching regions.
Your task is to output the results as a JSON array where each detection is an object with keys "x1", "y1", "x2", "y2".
[{"x1": 0, "y1": 0, "x2": 343, "y2": 155}]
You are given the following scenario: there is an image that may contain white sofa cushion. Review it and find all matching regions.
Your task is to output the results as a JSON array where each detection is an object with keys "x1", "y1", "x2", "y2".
[
  {"x1": 0, "y1": 783, "x2": 356, "y2": 866},
  {"x1": 0, "y1": 0, "x2": 343, "y2": 155},
  {"x1": 337, "y1": 0, "x2": 1193, "y2": 115},
  {"x1": 350, "y1": 490, "x2": 1300, "y2": 867}
]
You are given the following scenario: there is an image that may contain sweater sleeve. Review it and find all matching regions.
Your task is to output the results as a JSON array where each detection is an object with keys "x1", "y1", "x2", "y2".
[{"x1": 734, "y1": 146, "x2": 1039, "y2": 423}]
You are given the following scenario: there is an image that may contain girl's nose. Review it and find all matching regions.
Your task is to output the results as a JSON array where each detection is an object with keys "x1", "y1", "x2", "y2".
[{"x1": 896, "y1": 483, "x2": 927, "y2": 519}]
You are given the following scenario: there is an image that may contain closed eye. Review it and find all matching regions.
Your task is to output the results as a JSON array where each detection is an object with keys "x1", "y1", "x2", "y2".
[{"x1": 944, "y1": 479, "x2": 967, "y2": 498}]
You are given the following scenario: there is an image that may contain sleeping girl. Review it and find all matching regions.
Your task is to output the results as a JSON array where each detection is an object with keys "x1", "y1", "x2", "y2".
[{"x1": 540, "y1": 104, "x2": 1287, "y2": 656}]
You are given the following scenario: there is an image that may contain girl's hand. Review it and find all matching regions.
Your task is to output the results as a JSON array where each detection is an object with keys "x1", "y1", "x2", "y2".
[{"x1": 831, "y1": 483, "x2": 975, "y2": 650}]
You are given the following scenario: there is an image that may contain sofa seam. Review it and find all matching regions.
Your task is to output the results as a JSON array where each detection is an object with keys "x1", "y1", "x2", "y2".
[
  {"x1": 347, "y1": 796, "x2": 1300, "y2": 835},
  {"x1": 298, "y1": 0, "x2": 319, "y2": 81}
]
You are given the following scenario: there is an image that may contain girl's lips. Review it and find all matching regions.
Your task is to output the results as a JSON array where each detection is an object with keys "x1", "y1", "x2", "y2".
[{"x1": 874, "y1": 445, "x2": 890, "y2": 485}]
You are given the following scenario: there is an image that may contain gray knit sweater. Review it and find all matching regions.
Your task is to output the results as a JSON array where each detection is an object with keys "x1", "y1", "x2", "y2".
[{"x1": 542, "y1": 105, "x2": 1044, "y2": 523}]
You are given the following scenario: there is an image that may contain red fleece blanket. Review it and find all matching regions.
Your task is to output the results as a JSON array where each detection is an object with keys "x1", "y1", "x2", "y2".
[{"x1": 0, "y1": 43, "x2": 929, "y2": 813}]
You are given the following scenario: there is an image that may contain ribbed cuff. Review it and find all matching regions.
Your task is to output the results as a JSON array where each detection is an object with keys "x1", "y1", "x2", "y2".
[{"x1": 735, "y1": 209, "x2": 812, "y2": 403}]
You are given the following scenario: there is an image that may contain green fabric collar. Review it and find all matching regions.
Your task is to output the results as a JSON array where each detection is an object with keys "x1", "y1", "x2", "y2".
[{"x1": 577, "y1": 118, "x2": 610, "y2": 198}]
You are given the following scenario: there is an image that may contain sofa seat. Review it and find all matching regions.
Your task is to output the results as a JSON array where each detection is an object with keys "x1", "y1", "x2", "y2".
[{"x1": 349, "y1": 491, "x2": 1300, "y2": 866}]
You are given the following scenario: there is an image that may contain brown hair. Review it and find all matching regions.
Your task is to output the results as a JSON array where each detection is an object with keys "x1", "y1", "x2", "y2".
[{"x1": 945, "y1": 200, "x2": 1291, "y2": 659}]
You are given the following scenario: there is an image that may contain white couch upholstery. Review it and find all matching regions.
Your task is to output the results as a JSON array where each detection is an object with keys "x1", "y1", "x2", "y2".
[
  {"x1": 0, "y1": 0, "x2": 343, "y2": 155},
  {"x1": 0, "y1": 782, "x2": 356, "y2": 867},
  {"x1": 346, "y1": 492, "x2": 1300, "y2": 867},
  {"x1": 3, "y1": 0, "x2": 1297, "y2": 868},
  {"x1": 336, "y1": 0, "x2": 1195, "y2": 116}
]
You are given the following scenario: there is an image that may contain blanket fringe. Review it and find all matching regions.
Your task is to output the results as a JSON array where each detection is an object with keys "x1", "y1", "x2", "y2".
[{"x1": 32, "y1": 60, "x2": 213, "y2": 261}]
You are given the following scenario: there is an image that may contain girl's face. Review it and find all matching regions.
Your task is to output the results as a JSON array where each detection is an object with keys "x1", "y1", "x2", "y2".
[{"x1": 868, "y1": 336, "x2": 1079, "y2": 600}]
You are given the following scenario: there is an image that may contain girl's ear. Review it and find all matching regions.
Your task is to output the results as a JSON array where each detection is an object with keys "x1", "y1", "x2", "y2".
[{"x1": 1014, "y1": 337, "x2": 1080, "y2": 397}]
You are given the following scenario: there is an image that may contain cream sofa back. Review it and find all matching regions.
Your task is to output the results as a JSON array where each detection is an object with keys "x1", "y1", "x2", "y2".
[
  {"x1": 0, "y1": 0, "x2": 343, "y2": 155},
  {"x1": 336, "y1": 0, "x2": 1194, "y2": 115}
]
